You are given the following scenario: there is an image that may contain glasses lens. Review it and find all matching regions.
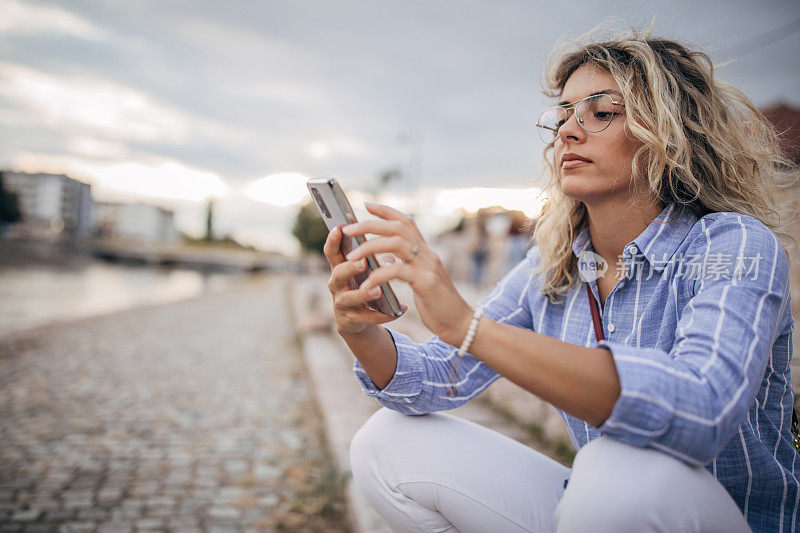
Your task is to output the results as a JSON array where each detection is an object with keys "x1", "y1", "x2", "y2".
[
  {"x1": 577, "y1": 94, "x2": 616, "y2": 133},
  {"x1": 536, "y1": 107, "x2": 564, "y2": 143}
]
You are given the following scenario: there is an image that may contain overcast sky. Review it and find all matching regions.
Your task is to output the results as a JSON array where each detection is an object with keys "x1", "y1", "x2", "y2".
[{"x1": 1, "y1": 0, "x2": 798, "y2": 253}]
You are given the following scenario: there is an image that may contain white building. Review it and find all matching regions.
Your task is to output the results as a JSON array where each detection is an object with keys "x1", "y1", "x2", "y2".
[
  {"x1": 2, "y1": 171, "x2": 93, "y2": 240},
  {"x1": 94, "y1": 201, "x2": 179, "y2": 243}
]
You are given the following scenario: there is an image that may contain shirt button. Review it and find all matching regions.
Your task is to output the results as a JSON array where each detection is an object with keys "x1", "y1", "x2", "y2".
[
  {"x1": 628, "y1": 245, "x2": 639, "y2": 255},
  {"x1": 607, "y1": 324, "x2": 616, "y2": 333}
]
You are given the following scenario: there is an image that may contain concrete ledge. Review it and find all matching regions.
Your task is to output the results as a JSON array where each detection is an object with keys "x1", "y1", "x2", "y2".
[{"x1": 288, "y1": 275, "x2": 391, "y2": 533}]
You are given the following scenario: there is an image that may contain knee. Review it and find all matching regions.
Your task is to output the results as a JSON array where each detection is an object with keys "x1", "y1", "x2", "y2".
[
  {"x1": 349, "y1": 408, "x2": 420, "y2": 489},
  {"x1": 555, "y1": 437, "x2": 685, "y2": 531},
  {"x1": 350, "y1": 408, "x2": 409, "y2": 462}
]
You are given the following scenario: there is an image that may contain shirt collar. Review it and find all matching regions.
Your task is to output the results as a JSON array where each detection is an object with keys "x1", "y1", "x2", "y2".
[{"x1": 571, "y1": 202, "x2": 699, "y2": 272}]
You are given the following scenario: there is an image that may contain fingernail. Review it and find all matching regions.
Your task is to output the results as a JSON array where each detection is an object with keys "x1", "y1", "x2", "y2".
[
  {"x1": 329, "y1": 226, "x2": 338, "y2": 236},
  {"x1": 342, "y1": 225, "x2": 355, "y2": 235},
  {"x1": 346, "y1": 251, "x2": 358, "y2": 261},
  {"x1": 368, "y1": 286, "x2": 381, "y2": 297},
  {"x1": 356, "y1": 258, "x2": 366, "y2": 271}
]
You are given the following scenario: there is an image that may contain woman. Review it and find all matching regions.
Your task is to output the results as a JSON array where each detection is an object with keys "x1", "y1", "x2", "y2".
[{"x1": 323, "y1": 31, "x2": 797, "y2": 532}]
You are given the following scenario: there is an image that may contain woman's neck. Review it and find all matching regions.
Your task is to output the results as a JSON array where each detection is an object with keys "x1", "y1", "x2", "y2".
[{"x1": 585, "y1": 196, "x2": 665, "y2": 276}]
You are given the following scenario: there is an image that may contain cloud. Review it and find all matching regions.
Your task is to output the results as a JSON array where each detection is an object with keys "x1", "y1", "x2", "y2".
[
  {"x1": 85, "y1": 161, "x2": 229, "y2": 202},
  {"x1": 0, "y1": 0, "x2": 108, "y2": 41},
  {"x1": 244, "y1": 173, "x2": 311, "y2": 207},
  {"x1": 306, "y1": 137, "x2": 369, "y2": 160},
  {"x1": 0, "y1": 62, "x2": 248, "y2": 146},
  {"x1": 66, "y1": 137, "x2": 130, "y2": 159},
  {"x1": 11, "y1": 151, "x2": 228, "y2": 203}
]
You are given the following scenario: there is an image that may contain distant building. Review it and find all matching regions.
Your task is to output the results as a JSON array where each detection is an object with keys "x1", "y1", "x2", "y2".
[
  {"x1": 2, "y1": 171, "x2": 93, "y2": 241},
  {"x1": 94, "y1": 201, "x2": 179, "y2": 243},
  {"x1": 762, "y1": 102, "x2": 800, "y2": 165}
]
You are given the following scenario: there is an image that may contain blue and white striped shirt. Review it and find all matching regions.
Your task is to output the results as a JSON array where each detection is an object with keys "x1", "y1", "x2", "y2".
[{"x1": 353, "y1": 202, "x2": 797, "y2": 532}]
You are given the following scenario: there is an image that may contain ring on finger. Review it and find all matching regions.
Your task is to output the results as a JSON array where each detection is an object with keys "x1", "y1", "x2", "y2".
[{"x1": 405, "y1": 246, "x2": 420, "y2": 263}]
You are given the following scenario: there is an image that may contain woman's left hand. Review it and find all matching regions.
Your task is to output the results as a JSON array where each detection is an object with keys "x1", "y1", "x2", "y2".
[{"x1": 342, "y1": 202, "x2": 474, "y2": 347}]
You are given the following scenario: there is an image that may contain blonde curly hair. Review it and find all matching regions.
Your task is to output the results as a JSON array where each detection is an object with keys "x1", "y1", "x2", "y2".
[{"x1": 531, "y1": 26, "x2": 799, "y2": 304}]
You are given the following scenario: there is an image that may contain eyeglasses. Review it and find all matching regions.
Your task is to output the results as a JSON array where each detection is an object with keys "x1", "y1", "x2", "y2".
[{"x1": 536, "y1": 93, "x2": 625, "y2": 143}]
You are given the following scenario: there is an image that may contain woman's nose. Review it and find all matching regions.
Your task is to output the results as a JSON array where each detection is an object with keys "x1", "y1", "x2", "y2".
[{"x1": 558, "y1": 109, "x2": 585, "y2": 143}]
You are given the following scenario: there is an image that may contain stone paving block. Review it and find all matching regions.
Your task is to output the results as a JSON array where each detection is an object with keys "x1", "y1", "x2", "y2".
[
  {"x1": 145, "y1": 505, "x2": 174, "y2": 518},
  {"x1": 222, "y1": 460, "x2": 248, "y2": 475},
  {"x1": 3, "y1": 479, "x2": 33, "y2": 490},
  {"x1": 97, "y1": 488, "x2": 123, "y2": 503},
  {"x1": 23, "y1": 525, "x2": 55, "y2": 533},
  {"x1": 109, "y1": 507, "x2": 139, "y2": 522},
  {"x1": 78, "y1": 507, "x2": 108, "y2": 520},
  {"x1": 44, "y1": 508, "x2": 77, "y2": 521},
  {"x1": 27, "y1": 500, "x2": 60, "y2": 514},
  {"x1": 10, "y1": 507, "x2": 41, "y2": 521},
  {"x1": 70, "y1": 476, "x2": 102, "y2": 489},
  {"x1": 12, "y1": 491, "x2": 33, "y2": 505},
  {"x1": 134, "y1": 518, "x2": 164, "y2": 530},
  {"x1": 62, "y1": 496, "x2": 93, "y2": 509},
  {"x1": 58, "y1": 522, "x2": 96, "y2": 532},
  {"x1": 215, "y1": 487, "x2": 247, "y2": 505},
  {"x1": 167, "y1": 517, "x2": 199, "y2": 529},
  {"x1": 145, "y1": 496, "x2": 175, "y2": 508},
  {"x1": 96, "y1": 525, "x2": 134, "y2": 533},
  {"x1": 205, "y1": 505, "x2": 240, "y2": 521},
  {"x1": 128, "y1": 482, "x2": 159, "y2": 497},
  {"x1": 253, "y1": 464, "x2": 280, "y2": 482}
]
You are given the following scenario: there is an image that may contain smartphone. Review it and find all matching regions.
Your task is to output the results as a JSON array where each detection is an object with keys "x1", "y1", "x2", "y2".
[{"x1": 306, "y1": 177, "x2": 404, "y2": 318}]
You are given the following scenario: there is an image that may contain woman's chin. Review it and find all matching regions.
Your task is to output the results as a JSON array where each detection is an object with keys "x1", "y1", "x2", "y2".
[{"x1": 560, "y1": 178, "x2": 609, "y2": 202}]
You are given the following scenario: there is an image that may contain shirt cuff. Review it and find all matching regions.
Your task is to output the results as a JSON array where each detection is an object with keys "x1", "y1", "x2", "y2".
[
  {"x1": 596, "y1": 340, "x2": 676, "y2": 445},
  {"x1": 353, "y1": 328, "x2": 424, "y2": 402}
]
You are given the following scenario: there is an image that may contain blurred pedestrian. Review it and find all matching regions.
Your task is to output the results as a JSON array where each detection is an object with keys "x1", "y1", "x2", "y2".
[{"x1": 469, "y1": 214, "x2": 489, "y2": 288}]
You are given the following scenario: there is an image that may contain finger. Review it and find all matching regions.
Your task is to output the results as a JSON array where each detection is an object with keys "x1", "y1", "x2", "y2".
[
  {"x1": 335, "y1": 282, "x2": 384, "y2": 308},
  {"x1": 342, "y1": 219, "x2": 410, "y2": 240},
  {"x1": 344, "y1": 306, "x2": 402, "y2": 324},
  {"x1": 359, "y1": 263, "x2": 417, "y2": 292},
  {"x1": 323, "y1": 226, "x2": 346, "y2": 267},
  {"x1": 345, "y1": 235, "x2": 417, "y2": 263},
  {"x1": 329, "y1": 257, "x2": 368, "y2": 293},
  {"x1": 377, "y1": 253, "x2": 396, "y2": 267},
  {"x1": 364, "y1": 202, "x2": 414, "y2": 223}
]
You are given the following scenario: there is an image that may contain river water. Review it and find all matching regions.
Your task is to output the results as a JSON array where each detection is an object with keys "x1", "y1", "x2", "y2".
[{"x1": 0, "y1": 259, "x2": 247, "y2": 338}]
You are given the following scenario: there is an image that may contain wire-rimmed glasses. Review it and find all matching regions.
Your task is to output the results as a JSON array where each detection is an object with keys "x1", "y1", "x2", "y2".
[{"x1": 536, "y1": 93, "x2": 625, "y2": 143}]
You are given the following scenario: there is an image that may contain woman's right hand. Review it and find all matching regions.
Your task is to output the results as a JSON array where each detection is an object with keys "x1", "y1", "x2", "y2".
[{"x1": 323, "y1": 226, "x2": 406, "y2": 336}]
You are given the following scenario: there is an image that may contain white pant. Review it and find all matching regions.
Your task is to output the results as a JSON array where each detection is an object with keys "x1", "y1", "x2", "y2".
[{"x1": 350, "y1": 408, "x2": 751, "y2": 533}]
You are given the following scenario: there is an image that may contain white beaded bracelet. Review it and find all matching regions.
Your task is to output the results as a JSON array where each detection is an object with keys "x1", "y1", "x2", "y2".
[{"x1": 457, "y1": 307, "x2": 485, "y2": 358}]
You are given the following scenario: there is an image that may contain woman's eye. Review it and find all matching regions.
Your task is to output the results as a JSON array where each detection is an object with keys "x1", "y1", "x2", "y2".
[{"x1": 594, "y1": 111, "x2": 618, "y2": 120}]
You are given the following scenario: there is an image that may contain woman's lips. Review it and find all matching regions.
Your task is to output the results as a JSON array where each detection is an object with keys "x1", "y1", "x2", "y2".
[{"x1": 562, "y1": 159, "x2": 592, "y2": 169}]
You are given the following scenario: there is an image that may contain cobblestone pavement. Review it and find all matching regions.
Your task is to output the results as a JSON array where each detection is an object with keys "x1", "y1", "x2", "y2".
[{"x1": 0, "y1": 275, "x2": 349, "y2": 532}]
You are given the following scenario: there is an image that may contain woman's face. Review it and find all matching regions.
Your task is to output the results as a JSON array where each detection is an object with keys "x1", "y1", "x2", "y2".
[{"x1": 554, "y1": 63, "x2": 643, "y2": 204}]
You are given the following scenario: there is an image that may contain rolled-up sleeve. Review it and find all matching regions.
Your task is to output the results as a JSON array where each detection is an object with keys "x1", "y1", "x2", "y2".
[
  {"x1": 597, "y1": 216, "x2": 792, "y2": 465},
  {"x1": 353, "y1": 248, "x2": 540, "y2": 414},
  {"x1": 353, "y1": 329, "x2": 426, "y2": 414}
]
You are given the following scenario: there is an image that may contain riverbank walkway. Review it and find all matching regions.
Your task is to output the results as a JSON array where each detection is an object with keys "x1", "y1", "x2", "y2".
[{"x1": 0, "y1": 275, "x2": 348, "y2": 532}]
